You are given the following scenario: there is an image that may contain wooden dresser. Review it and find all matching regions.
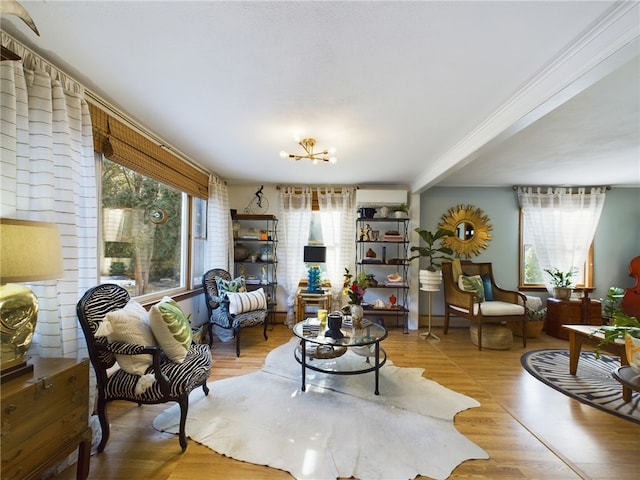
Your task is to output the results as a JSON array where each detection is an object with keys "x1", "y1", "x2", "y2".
[
  {"x1": 1, "y1": 357, "x2": 91, "y2": 480},
  {"x1": 546, "y1": 297, "x2": 602, "y2": 340}
]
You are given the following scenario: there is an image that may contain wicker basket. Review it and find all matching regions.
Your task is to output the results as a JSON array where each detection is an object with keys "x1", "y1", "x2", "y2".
[{"x1": 507, "y1": 319, "x2": 544, "y2": 338}]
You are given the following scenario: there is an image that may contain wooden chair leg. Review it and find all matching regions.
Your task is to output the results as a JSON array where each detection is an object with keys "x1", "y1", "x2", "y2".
[
  {"x1": 443, "y1": 309, "x2": 450, "y2": 334},
  {"x1": 207, "y1": 322, "x2": 214, "y2": 347},
  {"x1": 177, "y1": 394, "x2": 189, "y2": 452},
  {"x1": 477, "y1": 322, "x2": 483, "y2": 351},
  {"x1": 263, "y1": 319, "x2": 268, "y2": 340},
  {"x1": 96, "y1": 395, "x2": 110, "y2": 453},
  {"x1": 235, "y1": 327, "x2": 241, "y2": 357}
]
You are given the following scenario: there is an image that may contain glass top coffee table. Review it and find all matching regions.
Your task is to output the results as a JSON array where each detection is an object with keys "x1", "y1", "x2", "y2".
[{"x1": 292, "y1": 317, "x2": 388, "y2": 394}]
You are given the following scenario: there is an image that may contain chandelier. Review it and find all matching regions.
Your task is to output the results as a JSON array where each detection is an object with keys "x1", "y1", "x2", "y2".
[{"x1": 280, "y1": 138, "x2": 337, "y2": 165}]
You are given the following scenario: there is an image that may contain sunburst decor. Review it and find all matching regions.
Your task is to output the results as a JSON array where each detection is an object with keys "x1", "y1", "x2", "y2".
[{"x1": 438, "y1": 204, "x2": 492, "y2": 258}]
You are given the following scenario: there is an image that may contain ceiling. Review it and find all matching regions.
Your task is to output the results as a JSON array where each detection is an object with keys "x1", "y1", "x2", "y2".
[{"x1": 1, "y1": 1, "x2": 638, "y2": 192}]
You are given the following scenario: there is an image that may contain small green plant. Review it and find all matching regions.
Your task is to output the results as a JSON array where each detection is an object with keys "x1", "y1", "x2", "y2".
[
  {"x1": 109, "y1": 261, "x2": 127, "y2": 277},
  {"x1": 590, "y1": 310, "x2": 640, "y2": 359},
  {"x1": 393, "y1": 203, "x2": 409, "y2": 213},
  {"x1": 543, "y1": 267, "x2": 577, "y2": 287},
  {"x1": 408, "y1": 227, "x2": 455, "y2": 271},
  {"x1": 602, "y1": 286, "x2": 624, "y2": 320}
]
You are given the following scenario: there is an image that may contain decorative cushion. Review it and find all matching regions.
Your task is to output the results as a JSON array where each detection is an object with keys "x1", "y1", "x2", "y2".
[
  {"x1": 227, "y1": 288, "x2": 267, "y2": 315},
  {"x1": 102, "y1": 299, "x2": 155, "y2": 375},
  {"x1": 459, "y1": 274, "x2": 485, "y2": 302},
  {"x1": 481, "y1": 273, "x2": 494, "y2": 301},
  {"x1": 450, "y1": 301, "x2": 525, "y2": 316},
  {"x1": 215, "y1": 275, "x2": 246, "y2": 299},
  {"x1": 149, "y1": 296, "x2": 193, "y2": 363}
]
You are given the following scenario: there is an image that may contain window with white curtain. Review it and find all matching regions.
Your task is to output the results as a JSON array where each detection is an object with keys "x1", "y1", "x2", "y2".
[
  {"x1": 517, "y1": 185, "x2": 605, "y2": 291},
  {"x1": 519, "y1": 210, "x2": 594, "y2": 289}
]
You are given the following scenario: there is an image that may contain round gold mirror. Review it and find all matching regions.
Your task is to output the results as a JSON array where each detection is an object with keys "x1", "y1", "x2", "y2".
[{"x1": 438, "y1": 204, "x2": 492, "y2": 258}]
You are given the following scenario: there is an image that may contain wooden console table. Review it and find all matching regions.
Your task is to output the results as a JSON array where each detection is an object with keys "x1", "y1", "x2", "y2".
[
  {"x1": 1, "y1": 357, "x2": 91, "y2": 480},
  {"x1": 546, "y1": 297, "x2": 602, "y2": 340}
]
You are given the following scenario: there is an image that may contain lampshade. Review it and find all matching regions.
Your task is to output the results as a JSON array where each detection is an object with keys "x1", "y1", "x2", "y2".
[
  {"x1": 304, "y1": 245, "x2": 326, "y2": 264},
  {"x1": 1, "y1": 218, "x2": 64, "y2": 382},
  {"x1": 0, "y1": 218, "x2": 63, "y2": 283}
]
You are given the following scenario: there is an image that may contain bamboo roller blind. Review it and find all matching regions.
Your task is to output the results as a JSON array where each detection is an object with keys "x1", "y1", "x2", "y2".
[{"x1": 89, "y1": 103, "x2": 209, "y2": 199}]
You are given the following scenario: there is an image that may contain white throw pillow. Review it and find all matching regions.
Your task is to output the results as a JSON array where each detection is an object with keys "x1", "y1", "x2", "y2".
[
  {"x1": 103, "y1": 299, "x2": 156, "y2": 375},
  {"x1": 227, "y1": 288, "x2": 267, "y2": 315},
  {"x1": 149, "y1": 296, "x2": 193, "y2": 363}
]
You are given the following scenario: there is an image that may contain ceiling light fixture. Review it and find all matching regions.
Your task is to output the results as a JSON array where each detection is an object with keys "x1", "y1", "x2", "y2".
[{"x1": 280, "y1": 138, "x2": 337, "y2": 165}]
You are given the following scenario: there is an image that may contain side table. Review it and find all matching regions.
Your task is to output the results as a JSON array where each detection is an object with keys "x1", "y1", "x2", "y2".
[
  {"x1": 546, "y1": 297, "x2": 602, "y2": 340},
  {"x1": 296, "y1": 287, "x2": 332, "y2": 323},
  {"x1": 612, "y1": 366, "x2": 640, "y2": 402}
]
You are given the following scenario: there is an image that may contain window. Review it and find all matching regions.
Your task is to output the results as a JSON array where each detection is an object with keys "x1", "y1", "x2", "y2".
[
  {"x1": 518, "y1": 210, "x2": 593, "y2": 289},
  {"x1": 100, "y1": 158, "x2": 205, "y2": 300}
]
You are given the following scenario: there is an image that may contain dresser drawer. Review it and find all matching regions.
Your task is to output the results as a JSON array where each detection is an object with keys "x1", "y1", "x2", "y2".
[
  {"x1": 1, "y1": 358, "x2": 90, "y2": 480},
  {"x1": 1, "y1": 359, "x2": 89, "y2": 451},
  {"x1": 1, "y1": 405, "x2": 88, "y2": 479}
]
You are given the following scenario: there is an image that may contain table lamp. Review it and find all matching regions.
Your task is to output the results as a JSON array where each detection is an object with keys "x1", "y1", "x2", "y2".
[
  {"x1": 304, "y1": 246, "x2": 326, "y2": 293},
  {"x1": 0, "y1": 218, "x2": 63, "y2": 383}
]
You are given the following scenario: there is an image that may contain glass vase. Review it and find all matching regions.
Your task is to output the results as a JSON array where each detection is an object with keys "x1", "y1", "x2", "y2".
[{"x1": 351, "y1": 304, "x2": 364, "y2": 329}]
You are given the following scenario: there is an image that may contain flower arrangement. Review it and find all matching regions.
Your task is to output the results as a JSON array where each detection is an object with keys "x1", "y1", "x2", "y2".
[{"x1": 343, "y1": 268, "x2": 368, "y2": 305}]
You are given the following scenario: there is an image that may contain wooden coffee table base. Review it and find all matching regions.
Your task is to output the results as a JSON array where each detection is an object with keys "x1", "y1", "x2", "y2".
[
  {"x1": 612, "y1": 366, "x2": 640, "y2": 402},
  {"x1": 563, "y1": 325, "x2": 630, "y2": 401}
]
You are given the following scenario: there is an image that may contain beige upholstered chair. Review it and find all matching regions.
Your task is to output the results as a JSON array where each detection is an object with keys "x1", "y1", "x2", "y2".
[{"x1": 442, "y1": 261, "x2": 527, "y2": 350}]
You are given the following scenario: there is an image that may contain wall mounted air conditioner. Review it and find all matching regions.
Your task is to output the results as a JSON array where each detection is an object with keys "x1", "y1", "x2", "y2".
[{"x1": 355, "y1": 189, "x2": 407, "y2": 207}]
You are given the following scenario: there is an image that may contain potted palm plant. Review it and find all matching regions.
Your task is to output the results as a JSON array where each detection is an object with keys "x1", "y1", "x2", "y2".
[
  {"x1": 544, "y1": 267, "x2": 577, "y2": 300},
  {"x1": 409, "y1": 227, "x2": 454, "y2": 290}
]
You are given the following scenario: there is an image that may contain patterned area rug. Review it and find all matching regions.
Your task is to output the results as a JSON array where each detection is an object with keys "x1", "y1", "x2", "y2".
[
  {"x1": 521, "y1": 349, "x2": 640, "y2": 424},
  {"x1": 153, "y1": 338, "x2": 488, "y2": 480}
]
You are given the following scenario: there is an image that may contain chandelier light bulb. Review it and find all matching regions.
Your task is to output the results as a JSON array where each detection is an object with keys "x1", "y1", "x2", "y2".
[
  {"x1": 279, "y1": 150, "x2": 288, "y2": 159},
  {"x1": 312, "y1": 158, "x2": 319, "y2": 165},
  {"x1": 329, "y1": 157, "x2": 337, "y2": 164},
  {"x1": 328, "y1": 147, "x2": 337, "y2": 155}
]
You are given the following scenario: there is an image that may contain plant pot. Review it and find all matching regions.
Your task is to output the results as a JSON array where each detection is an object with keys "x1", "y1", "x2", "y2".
[
  {"x1": 553, "y1": 287, "x2": 573, "y2": 300},
  {"x1": 419, "y1": 269, "x2": 442, "y2": 291},
  {"x1": 624, "y1": 333, "x2": 640, "y2": 374}
]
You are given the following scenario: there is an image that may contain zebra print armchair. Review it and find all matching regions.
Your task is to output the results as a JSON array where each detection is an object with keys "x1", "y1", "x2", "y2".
[
  {"x1": 202, "y1": 268, "x2": 268, "y2": 357},
  {"x1": 76, "y1": 284, "x2": 211, "y2": 452}
]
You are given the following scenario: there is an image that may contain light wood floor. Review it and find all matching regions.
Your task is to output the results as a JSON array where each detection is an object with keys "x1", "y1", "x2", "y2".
[{"x1": 56, "y1": 322, "x2": 639, "y2": 480}]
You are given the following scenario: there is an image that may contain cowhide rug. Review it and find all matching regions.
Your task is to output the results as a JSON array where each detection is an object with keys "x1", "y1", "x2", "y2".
[{"x1": 153, "y1": 338, "x2": 488, "y2": 480}]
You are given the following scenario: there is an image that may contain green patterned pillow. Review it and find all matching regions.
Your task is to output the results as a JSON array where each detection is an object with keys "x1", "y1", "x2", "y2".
[
  {"x1": 215, "y1": 275, "x2": 246, "y2": 299},
  {"x1": 458, "y1": 275, "x2": 485, "y2": 302},
  {"x1": 149, "y1": 296, "x2": 193, "y2": 363}
]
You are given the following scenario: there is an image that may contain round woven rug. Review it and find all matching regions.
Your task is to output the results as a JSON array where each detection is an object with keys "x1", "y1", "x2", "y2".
[{"x1": 521, "y1": 349, "x2": 640, "y2": 424}]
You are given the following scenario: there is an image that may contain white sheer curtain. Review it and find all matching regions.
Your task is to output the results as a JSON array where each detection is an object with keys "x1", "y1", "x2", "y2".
[
  {"x1": 205, "y1": 175, "x2": 232, "y2": 271},
  {"x1": 0, "y1": 34, "x2": 97, "y2": 361},
  {"x1": 518, "y1": 186, "x2": 606, "y2": 292},
  {"x1": 317, "y1": 187, "x2": 356, "y2": 310},
  {"x1": 278, "y1": 187, "x2": 313, "y2": 327}
]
